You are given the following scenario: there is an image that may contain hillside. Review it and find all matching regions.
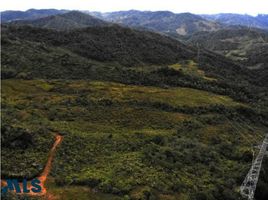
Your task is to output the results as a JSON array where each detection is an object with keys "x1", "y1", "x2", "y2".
[
  {"x1": 4, "y1": 22, "x2": 268, "y2": 107},
  {"x1": 8, "y1": 11, "x2": 109, "y2": 30},
  {"x1": 186, "y1": 27, "x2": 268, "y2": 86},
  {"x1": 95, "y1": 10, "x2": 223, "y2": 36},
  {"x1": 1, "y1": 24, "x2": 196, "y2": 66},
  {"x1": 1, "y1": 20, "x2": 268, "y2": 200},
  {"x1": 187, "y1": 27, "x2": 268, "y2": 64},
  {"x1": 201, "y1": 13, "x2": 268, "y2": 30}
]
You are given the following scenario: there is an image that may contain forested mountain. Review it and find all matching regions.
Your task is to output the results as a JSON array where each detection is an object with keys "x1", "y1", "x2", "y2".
[
  {"x1": 1, "y1": 24, "x2": 195, "y2": 67},
  {"x1": 8, "y1": 11, "x2": 109, "y2": 30}
]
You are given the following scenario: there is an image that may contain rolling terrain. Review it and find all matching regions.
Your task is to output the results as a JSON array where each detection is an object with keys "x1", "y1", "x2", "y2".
[{"x1": 1, "y1": 10, "x2": 268, "y2": 200}]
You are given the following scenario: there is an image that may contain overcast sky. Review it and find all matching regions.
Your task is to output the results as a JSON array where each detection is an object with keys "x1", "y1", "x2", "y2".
[{"x1": 1, "y1": 0, "x2": 267, "y2": 15}]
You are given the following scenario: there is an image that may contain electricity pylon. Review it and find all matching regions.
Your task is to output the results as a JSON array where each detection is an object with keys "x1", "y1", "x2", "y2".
[{"x1": 240, "y1": 134, "x2": 268, "y2": 200}]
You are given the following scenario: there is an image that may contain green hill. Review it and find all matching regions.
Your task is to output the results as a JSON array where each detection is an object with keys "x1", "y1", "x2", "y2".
[{"x1": 2, "y1": 24, "x2": 197, "y2": 66}]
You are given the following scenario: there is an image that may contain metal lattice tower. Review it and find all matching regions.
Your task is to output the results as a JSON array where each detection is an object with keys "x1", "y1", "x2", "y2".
[{"x1": 240, "y1": 134, "x2": 268, "y2": 200}]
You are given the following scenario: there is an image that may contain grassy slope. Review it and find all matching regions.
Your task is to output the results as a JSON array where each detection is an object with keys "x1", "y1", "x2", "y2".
[{"x1": 2, "y1": 79, "x2": 266, "y2": 200}]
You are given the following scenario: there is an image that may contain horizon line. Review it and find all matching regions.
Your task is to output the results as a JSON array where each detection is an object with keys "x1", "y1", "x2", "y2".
[{"x1": 1, "y1": 8, "x2": 267, "y2": 16}]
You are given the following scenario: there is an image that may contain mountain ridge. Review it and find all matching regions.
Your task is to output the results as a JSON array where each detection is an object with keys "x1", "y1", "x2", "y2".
[
  {"x1": 7, "y1": 11, "x2": 109, "y2": 30},
  {"x1": 3, "y1": 9, "x2": 267, "y2": 35},
  {"x1": 93, "y1": 10, "x2": 224, "y2": 36},
  {"x1": 1, "y1": 8, "x2": 68, "y2": 22},
  {"x1": 201, "y1": 13, "x2": 268, "y2": 29}
]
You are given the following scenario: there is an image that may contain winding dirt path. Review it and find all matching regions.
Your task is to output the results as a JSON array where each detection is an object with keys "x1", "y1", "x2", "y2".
[
  {"x1": 1, "y1": 134, "x2": 63, "y2": 199},
  {"x1": 38, "y1": 135, "x2": 63, "y2": 195}
]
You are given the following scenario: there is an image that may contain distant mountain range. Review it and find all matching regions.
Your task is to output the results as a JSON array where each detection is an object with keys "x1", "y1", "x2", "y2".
[
  {"x1": 2, "y1": 9, "x2": 224, "y2": 35},
  {"x1": 2, "y1": 9, "x2": 268, "y2": 33},
  {"x1": 1, "y1": 9, "x2": 68, "y2": 22},
  {"x1": 201, "y1": 13, "x2": 268, "y2": 30},
  {"x1": 91, "y1": 10, "x2": 224, "y2": 36}
]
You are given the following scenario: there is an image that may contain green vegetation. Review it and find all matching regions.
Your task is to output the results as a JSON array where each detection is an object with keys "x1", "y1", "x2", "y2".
[
  {"x1": 1, "y1": 16, "x2": 268, "y2": 200},
  {"x1": 3, "y1": 23, "x2": 267, "y2": 106},
  {"x1": 2, "y1": 79, "x2": 267, "y2": 200},
  {"x1": 1, "y1": 125, "x2": 54, "y2": 179},
  {"x1": 1, "y1": 24, "x2": 195, "y2": 67}
]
